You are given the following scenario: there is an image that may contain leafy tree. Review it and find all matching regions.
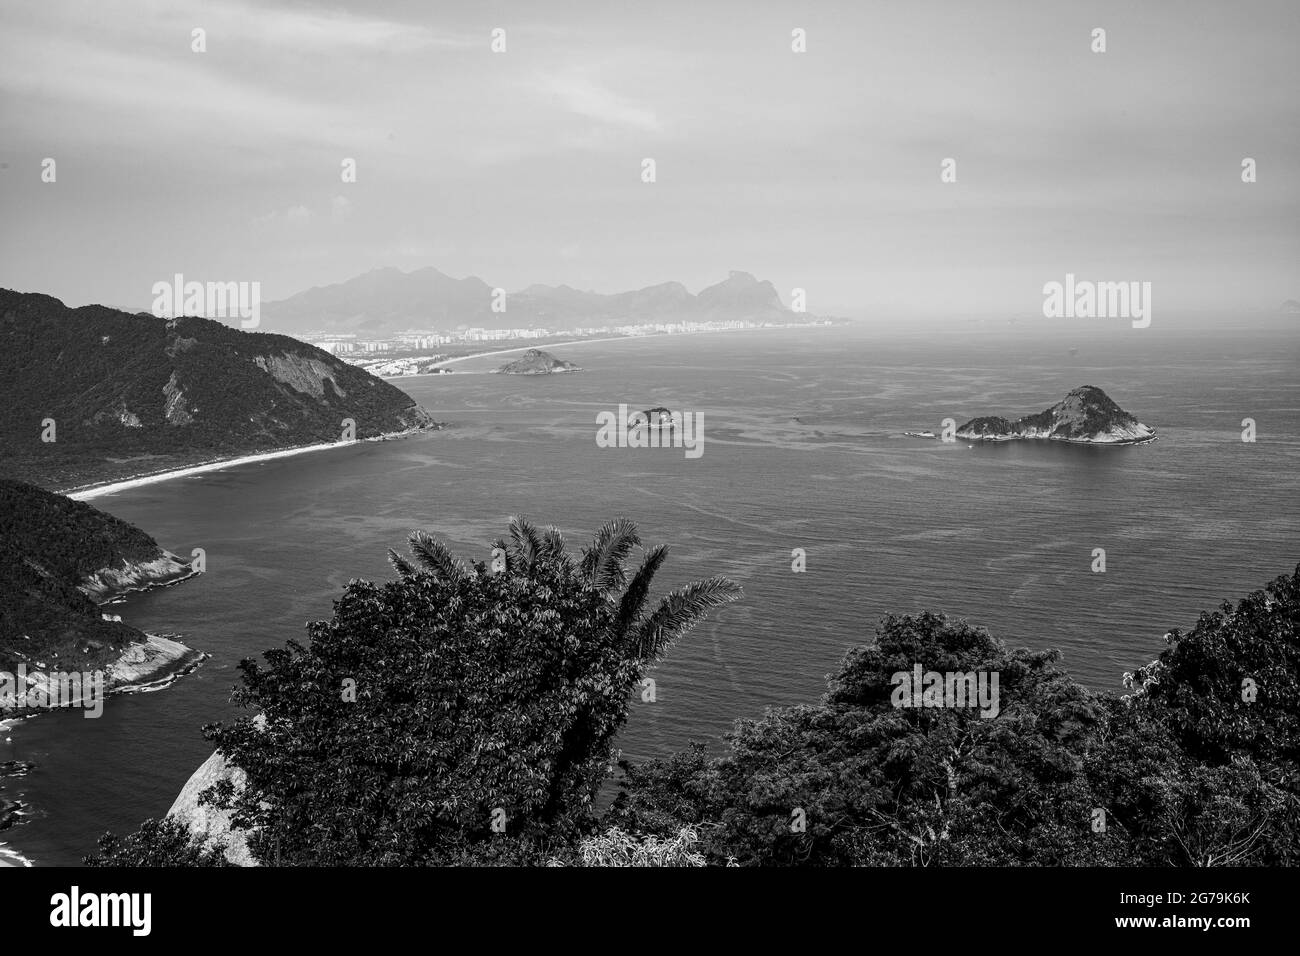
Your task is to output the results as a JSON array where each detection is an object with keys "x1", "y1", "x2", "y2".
[
  {"x1": 612, "y1": 612, "x2": 1113, "y2": 865},
  {"x1": 202, "y1": 516, "x2": 740, "y2": 865},
  {"x1": 84, "y1": 817, "x2": 230, "y2": 867},
  {"x1": 548, "y1": 825, "x2": 708, "y2": 867},
  {"x1": 611, "y1": 569, "x2": 1300, "y2": 867},
  {"x1": 1127, "y1": 567, "x2": 1300, "y2": 771},
  {"x1": 91, "y1": 559, "x2": 1300, "y2": 868}
]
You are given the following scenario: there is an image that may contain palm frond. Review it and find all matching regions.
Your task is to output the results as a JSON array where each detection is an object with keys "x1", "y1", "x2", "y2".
[
  {"x1": 407, "y1": 530, "x2": 468, "y2": 582},
  {"x1": 614, "y1": 544, "x2": 669, "y2": 641},
  {"x1": 507, "y1": 514, "x2": 544, "y2": 572},
  {"x1": 631, "y1": 577, "x2": 742, "y2": 661},
  {"x1": 581, "y1": 517, "x2": 641, "y2": 593},
  {"x1": 387, "y1": 548, "x2": 418, "y2": 579},
  {"x1": 541, "y1": 526, "x2": 569, "y2": 564}
]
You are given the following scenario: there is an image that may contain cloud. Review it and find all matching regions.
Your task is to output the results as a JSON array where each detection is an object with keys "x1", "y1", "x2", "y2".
[
  {"x1": 209, "y1": 1, "x2": 472, "y2": 54},
  {"x1": 537, "y1": 68, "x2": 662, "y2": 132},
  {"x1": 0, "y1": 0, "x2": 471, "y2": 157}
]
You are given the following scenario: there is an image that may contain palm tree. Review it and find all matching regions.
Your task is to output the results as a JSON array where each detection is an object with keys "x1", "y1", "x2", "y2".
[
  {"x1": 387, "y1": 516, "x2": 741, "y2": 825},
  {"x1": 388, "y1": 515, "x2": 741, "y2": 663}
]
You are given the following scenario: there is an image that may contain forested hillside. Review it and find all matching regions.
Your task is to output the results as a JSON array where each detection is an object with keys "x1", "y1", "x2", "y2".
[{"x1": 0, "y1": 290, "x2": 438, "y2": 489}]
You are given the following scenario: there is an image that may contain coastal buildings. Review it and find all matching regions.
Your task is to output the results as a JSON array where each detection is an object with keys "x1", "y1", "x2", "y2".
[{"x1": 299, "y1": 316, "x2": 835, "y2": 372}]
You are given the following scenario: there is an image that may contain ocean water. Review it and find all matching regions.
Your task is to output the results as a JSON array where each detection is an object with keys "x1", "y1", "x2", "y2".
[{"x1": 3, "y1": 322, "x2": 1297, "y2": 866}]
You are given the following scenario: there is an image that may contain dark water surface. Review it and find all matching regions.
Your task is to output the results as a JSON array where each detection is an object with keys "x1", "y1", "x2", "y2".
[{"x1": 4, "y1": 323, "x2": 1297, "y2": 865}]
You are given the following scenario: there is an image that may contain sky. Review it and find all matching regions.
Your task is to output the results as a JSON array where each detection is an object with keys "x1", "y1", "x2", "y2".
[{"x1": 0, "y1": 0, "x2": 1297, "y2": 320}]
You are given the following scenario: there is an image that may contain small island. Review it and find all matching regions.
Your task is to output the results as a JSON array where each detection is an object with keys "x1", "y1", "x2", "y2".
[
  {"x1": 956, "y1": 386, "x2": 1156, "y2": 444},
  {"x1": 631, "y1": 407, "x2": 676, "y2": 429},
  {"x1": 496, "y1": 349, "x2": 580, "y2": 375}
]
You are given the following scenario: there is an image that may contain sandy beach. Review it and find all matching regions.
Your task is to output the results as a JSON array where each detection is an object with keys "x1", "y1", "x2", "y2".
[
  {"x1": 64, "y1": 429, "x2": 429, "y2": 501},
  {"x1": 67, "y1": 442, "x2": 342, "y2": 501},
  {"x1": 429, "y1": 334, "x2": 634, "y2": 368}
]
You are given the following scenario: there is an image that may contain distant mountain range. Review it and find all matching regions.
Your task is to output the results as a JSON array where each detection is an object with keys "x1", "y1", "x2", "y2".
[
  {"x1": 260, "y1": 267, "x2": 822, "y2": 336},
  {"x1": 0, "y1": 290, "x2": 438, "y2": 490}
]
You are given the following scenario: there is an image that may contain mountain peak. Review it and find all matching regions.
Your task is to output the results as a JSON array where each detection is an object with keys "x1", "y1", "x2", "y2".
[{"x1": 261, "y1": 267, "x2": 808, "y2": 333}]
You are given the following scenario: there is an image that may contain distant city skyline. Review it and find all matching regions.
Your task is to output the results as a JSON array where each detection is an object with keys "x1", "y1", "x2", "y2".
[{"x1": 1, "y1": 0, "x2": 1297, "y2": 322}]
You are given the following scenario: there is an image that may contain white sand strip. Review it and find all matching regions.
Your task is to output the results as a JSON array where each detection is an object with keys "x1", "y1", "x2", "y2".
[{"x1": 65, "y1": 441, "x2": 348, "y2": 501}]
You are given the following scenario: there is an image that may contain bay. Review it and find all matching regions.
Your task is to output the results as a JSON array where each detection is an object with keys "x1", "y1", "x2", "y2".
[{"x1": 4, "y1": 321, "x2": 1297, "y2": 866}]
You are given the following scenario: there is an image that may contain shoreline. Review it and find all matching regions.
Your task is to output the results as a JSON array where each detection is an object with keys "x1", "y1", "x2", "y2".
[
  {"x1": 64, "y1": 427, "x2": 434, "y2": 501},
  {"x1": 0, "y1": 634, "x2": 206, "y2": 867},
  {"x1": 1, "y1": 635, "x2": 206, "y2": 721},
  {"x1": 380, "y1": 325, "x2": 826, "y2": 380},
  {"x1": 957, "y1": 432, "x2": 1159, "y2": 446},
  {"x1": 1, "y1": 554, "x2": 211, "y2": 866}
]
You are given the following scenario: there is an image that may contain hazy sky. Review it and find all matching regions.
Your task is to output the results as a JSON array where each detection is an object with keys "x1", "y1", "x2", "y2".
[{"x1": 1, "y1": 0, "x2": 1296, "y2": 318}]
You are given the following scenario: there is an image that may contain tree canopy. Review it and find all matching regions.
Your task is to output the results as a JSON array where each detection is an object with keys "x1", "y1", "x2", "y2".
[
  {"x1": 196, "y1": 516, "x2": 740, "y2": 865},
  {"x1": 89, "y1": 551, "x2": 1299, "y2": 867}
]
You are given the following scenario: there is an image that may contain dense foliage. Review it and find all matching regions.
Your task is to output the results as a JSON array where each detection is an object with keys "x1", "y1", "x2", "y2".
[
  {"x1": 90, "y1": 556, "x2": 1299, "y2": 867},
  {"x1": 84, "y1": 817, "x2": 231, "y2": 867},
  {"x1": 611, "y1": 566, "x2": 1300, "y2": 866},
  {"x1": 0, "y1": 478, "x2": 161, "y2": 671},
  {"x1": 549, "y1": 825, "x2": 708, "y2": 867},
  {"x1": 195, "y1": 517, "x2": 740, "y2": 865},
  {"x1": 0, "y1": 289, "x2": 435, "y2": 489}
]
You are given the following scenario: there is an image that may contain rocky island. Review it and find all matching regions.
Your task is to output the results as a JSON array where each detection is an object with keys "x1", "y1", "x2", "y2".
[
  {"x1": 633, "y1": 407, "x2": 676, "y2": 429},
  {"x1": 496, "y1": 349, "x2": 580, "y2": 375},
  {"x1": 957, "y1": 386, "x2": 1156, "y2": 445}
]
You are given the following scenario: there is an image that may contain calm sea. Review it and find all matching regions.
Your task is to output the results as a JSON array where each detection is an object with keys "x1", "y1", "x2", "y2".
[{"x1": 4, "y1": 322, "x2": 1297, "y2": 865}]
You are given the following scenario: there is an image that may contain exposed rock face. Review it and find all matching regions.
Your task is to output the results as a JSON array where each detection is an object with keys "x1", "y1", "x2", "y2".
[
  {"x1": 957, "y1": 386, "x2": 1156, "y2": 444},
  {"x1": 497, "y1": 349, "x2": 580, "y2": 374},
  {"x1": 104, "y1": 635, "x2": 203, "y2": 692},
  {"x1": 5, "y1": 635, "x2": 203, "y2": 712},
  {"x1": 253, "y1": 352, "x2": 346, "y2": 399},
  {"x1": 167, "y1": 749, "x2": 257, "y2": 866},
  {"x1": 161, "y1": 372, "x2": 193, "y2": 425},
  {"x1": 91, "y1": 400, "x2": 142, "y2": 428},
  {"x1": 79, "y1": 552, "x2": 195, "y2": 602}
]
